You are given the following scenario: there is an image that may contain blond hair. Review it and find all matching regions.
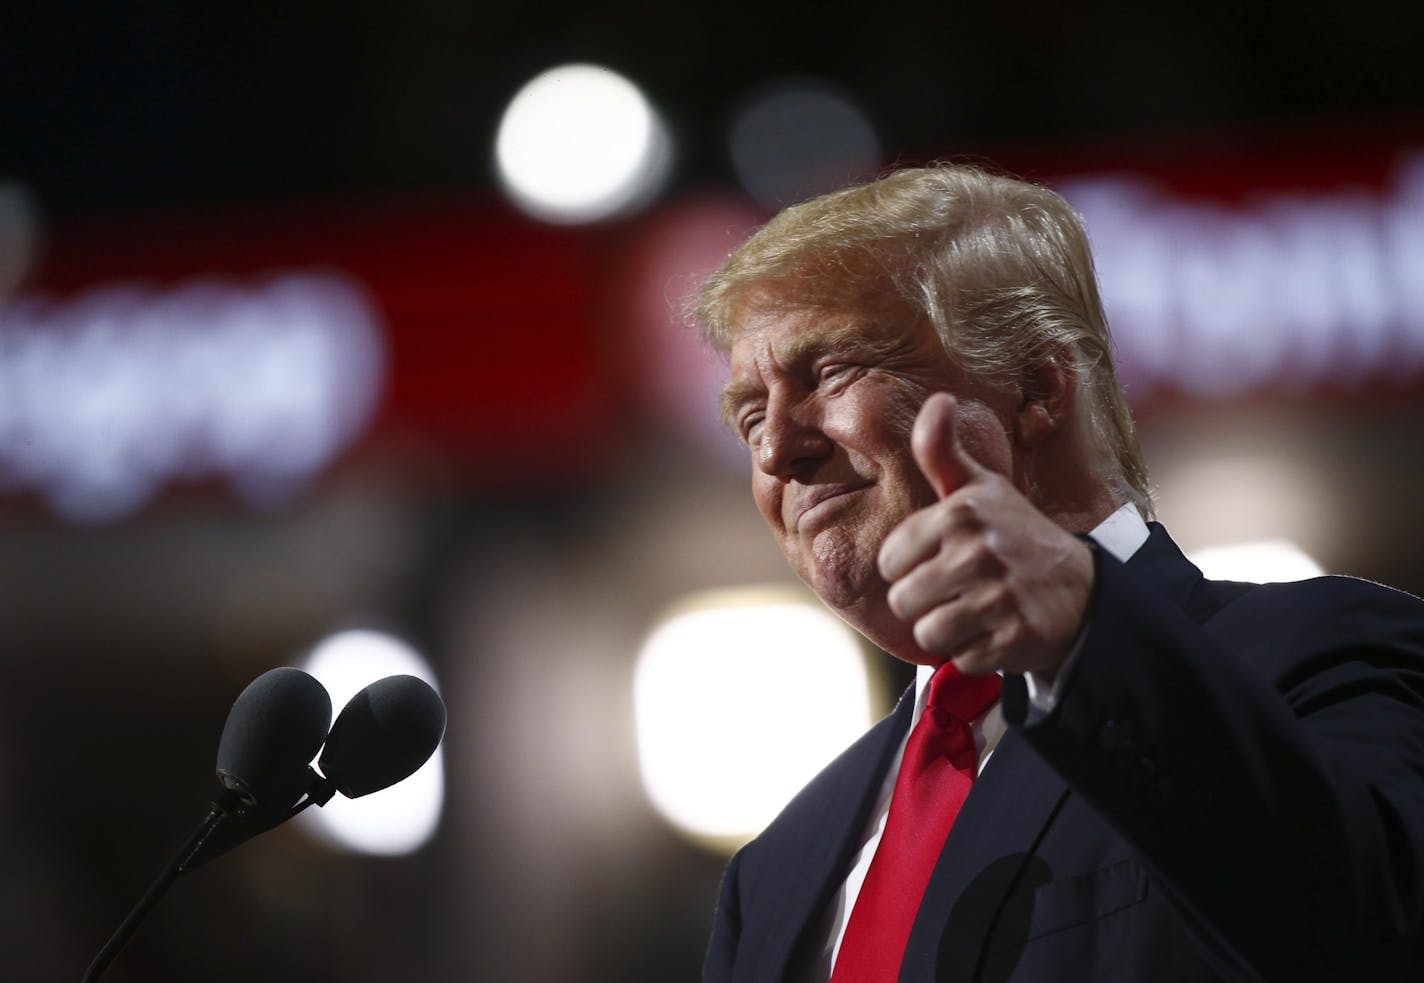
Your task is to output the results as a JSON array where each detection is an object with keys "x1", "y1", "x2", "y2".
[{"x1": 698, "y1": 164, "x2": 1152, "y2": 517}]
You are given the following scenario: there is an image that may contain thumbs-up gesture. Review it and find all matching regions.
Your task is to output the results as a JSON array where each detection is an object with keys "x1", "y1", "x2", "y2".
[{"x1": 878, "y1": 392, "x2": 1095, "y2": 679}]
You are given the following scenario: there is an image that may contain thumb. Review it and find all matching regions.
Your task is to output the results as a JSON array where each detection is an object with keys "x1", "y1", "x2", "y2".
[{"x1": 912, "y1": 392, "x2": 982, "y2": 498}]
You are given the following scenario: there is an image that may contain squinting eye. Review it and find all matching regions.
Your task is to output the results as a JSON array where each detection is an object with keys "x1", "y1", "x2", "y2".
[{"x1": 740, "y1": 414, "x2": 764, "y2": 443}]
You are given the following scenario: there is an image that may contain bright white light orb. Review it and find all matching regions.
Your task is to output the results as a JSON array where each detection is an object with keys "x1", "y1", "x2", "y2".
[
  {"x1": 634, "y1": 590, "x2": 872, "y2": 848},
  {"x1": 1189, "y1": 540, "x2": 1325, "y2": 583},
  {"x1": 300, "y1": 629, "x2": 445, "y2": 856},
  {"x1": 495, "y1": 63, "x2": 671, "y2": 224}
]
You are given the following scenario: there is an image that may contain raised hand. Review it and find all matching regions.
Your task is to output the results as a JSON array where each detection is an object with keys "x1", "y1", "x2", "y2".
[{"x1": 877, "y1": 392, "x2": 1095, "y2": 678}]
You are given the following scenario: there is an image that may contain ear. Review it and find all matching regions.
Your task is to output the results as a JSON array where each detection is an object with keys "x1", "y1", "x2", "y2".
[{"x1": 1014, "y1": 350, "x2": 1076, "y2": 448}]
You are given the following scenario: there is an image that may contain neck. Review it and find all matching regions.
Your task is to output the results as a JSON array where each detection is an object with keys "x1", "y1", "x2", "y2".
[
  {"x1": 1025, "y1": 464, "x2": 1122, "y2": 535},
  {"x1": 1038, "y1": 485, "x2": 1123, "y2": 537},
  {"x1": 1016, "y1": 430, "x2": 1123, "y2": 536}
]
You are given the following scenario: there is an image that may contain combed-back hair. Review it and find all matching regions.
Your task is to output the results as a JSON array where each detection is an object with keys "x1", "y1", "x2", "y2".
[{"x1": 698, "y1": 164, "x2": 1153, "y2": 517}]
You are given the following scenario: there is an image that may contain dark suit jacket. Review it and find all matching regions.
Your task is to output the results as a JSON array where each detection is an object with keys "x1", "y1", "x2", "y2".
[{"x1": 704, "y1": 524, "x2": 1424, "y2": 981}]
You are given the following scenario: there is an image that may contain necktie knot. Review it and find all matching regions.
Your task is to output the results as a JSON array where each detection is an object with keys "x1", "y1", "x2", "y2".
[{"x1": 925, "y1": 662, "x2": 1002, "y2": 728}]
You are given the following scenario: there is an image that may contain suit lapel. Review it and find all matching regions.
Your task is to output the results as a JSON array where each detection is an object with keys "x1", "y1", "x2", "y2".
[
  {"x1": 899, "y1": 729, "x2": 1071, "y2": 981},
  {"x1": 746, "y1": 687, "x2": 917, "y2": 981}
]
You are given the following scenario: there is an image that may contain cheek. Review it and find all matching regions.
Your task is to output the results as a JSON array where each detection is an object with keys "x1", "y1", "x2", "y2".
[
  {"x1": 751, "y1": 475, "x2": 783, "y2": 529},
  {"x1": 822, "y1": 379, "x2": 923, "y2": 454},
  {"x1": 956, "y1": 407, "x2": 1017, "y2": 476},
  {"x1": 879, "y1": 382, "x2": 928, "y2": 439}
]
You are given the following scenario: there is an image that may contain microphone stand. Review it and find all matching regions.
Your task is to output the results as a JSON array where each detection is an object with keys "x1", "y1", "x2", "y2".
[
  {"x1": 81, "y1": 672, "x2": 444, "y2": 979},
  {"x1": 81, "y1": 790, "x2": 243, "y2": 983},
  {"x1": 80, "y1": 771, "x2": 341, "y2": 982}
]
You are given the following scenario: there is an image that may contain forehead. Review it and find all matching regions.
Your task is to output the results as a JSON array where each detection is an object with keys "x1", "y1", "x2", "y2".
[{"x1": 726, "y1": 283, "x2": 926, "y2": 368}]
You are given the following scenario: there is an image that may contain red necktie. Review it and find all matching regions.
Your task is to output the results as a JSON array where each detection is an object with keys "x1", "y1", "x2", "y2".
[{"x1": 830, "y1": 663, "x2": 1003, "y2": 982}]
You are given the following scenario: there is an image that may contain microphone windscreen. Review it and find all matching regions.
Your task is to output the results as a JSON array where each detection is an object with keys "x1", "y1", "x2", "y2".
[
  {"x1": 216, "y1": 667, "x2": 332, "y2": 807},
  {"x1": 318, "y1": 675, "x2": 446, "y2": 798}
]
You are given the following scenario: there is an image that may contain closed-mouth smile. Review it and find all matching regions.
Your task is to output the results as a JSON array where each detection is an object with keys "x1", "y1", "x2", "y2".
[{"x1": 793, "y1": 482, "x2": 870, "y2": 532}]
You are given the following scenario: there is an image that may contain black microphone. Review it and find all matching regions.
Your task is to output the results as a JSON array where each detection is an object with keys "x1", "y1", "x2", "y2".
[
  {"x1": 83, "y1": 667, "x2": 333, "y2": 983},
  {"x1": 182, "y1": 674, "x2": 448, "y2": 869},
  {"x1": 214, "y1": 666, "x2": 334, "y2": 811},
  {"x1": 175, "y1": 667, "x2": 342, "y2": 871},
  {"x1": 311, "y1": 674, "x2": 447, "y2": 802}
]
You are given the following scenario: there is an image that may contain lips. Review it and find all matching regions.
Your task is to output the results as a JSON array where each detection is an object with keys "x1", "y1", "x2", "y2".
[{"x1": 792, "y1": 482, "x2": 871, "y2": 532}]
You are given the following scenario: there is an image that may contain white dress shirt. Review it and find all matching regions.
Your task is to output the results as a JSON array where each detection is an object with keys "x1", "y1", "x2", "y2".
[{"x1": 803, "y1": 503, "x2": 1151, "y2": 980}]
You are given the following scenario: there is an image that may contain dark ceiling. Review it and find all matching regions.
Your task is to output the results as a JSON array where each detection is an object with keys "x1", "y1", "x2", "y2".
[{"x1": 6, "y1": 2, "x2": 1424, "y2": 216}]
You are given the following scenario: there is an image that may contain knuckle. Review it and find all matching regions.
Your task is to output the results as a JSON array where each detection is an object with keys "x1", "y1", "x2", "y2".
[
  {"x1": 886, "y1": 580, "x2": 912, "y2": 618},
  {"x1": 914, "y1": 608, "x2": 952, "y2": 652},
  {"x1": 979, "y1": 582, "x2": 1011, "y2": 617},
  {"x1": 945, "y1": 494, "x2": 983, "y2": 528},
  {"x1": 878, "y1": 541, "x2": 905, "y2": 579},
  {"x1": 1000, "y1": 620, "x2": 1025, "y2": 652},
  {"x1": 966, "y1": 539, "x2": 1000, "y2": 574},
  {"x1": 979, "y1": 470, "x2": 1009, "y2": 494},
  {"x1": 953, "y1": 646, "x2": 990, "y2": 676}
]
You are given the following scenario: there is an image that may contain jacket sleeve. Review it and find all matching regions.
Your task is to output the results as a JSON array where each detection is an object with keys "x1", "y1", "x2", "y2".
[{"x1": 1005, "y1": 548, "x2": 1424, "y2": 980}]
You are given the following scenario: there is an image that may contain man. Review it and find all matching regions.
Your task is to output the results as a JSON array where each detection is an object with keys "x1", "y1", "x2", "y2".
[{"x1": 698, "y1": 165, "x2": 1424, "y2": 981}]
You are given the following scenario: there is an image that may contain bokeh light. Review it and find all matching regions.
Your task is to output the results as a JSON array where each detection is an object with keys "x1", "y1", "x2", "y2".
[
  {"x1": 619, "y1": 193, "x2": 765, "y2": 457},
  {"x1": 495, "y1": 63, "x2": 672, "y2": 224},
  {"x1": 0, "y1": 272, "x2": 384, "y2": 522},
  {"x1": 1152, "y1": 451, "x2": 1337, "y2": 565},
  {"x1": 1188, "y1": 540, "x2": 1325, "y2": 582},
  {"x1": 728, "y1": 77, "x2": 881, "y2": 211},
  {"x1": 634, "y1": 589, "x2": 872, "y2": 849},
  {"x1": 1063, "y1": 155, "x2": 1424, "y2": 401}
]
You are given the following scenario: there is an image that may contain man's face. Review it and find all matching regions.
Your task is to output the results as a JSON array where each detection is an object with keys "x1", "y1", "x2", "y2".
[{"x1": 722, "y1": 288, "x2": 1019, "y2": 658}]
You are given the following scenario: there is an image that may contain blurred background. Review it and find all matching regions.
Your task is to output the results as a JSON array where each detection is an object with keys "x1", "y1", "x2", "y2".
[{"x1": 4, "y1": 3, "x2": 1424, "y2": 980}]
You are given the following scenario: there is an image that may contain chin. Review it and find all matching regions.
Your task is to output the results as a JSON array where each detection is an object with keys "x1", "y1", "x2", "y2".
[{"x1": 805, "y1": 557, "x2": 882, "y2": 622}]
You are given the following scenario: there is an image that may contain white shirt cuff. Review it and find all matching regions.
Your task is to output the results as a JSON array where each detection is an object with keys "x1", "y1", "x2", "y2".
[{"x1": 1022, "y1": 627, "x2": 1087, "y2": 722}]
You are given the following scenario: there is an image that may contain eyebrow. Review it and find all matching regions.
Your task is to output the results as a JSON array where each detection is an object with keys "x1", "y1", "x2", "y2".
[
  {"x1": 718, "y1": 322, "x2": 898, "y2": 429},
  {"x1": 719, "y1": 379, "x2": 762, "y2": 430}
]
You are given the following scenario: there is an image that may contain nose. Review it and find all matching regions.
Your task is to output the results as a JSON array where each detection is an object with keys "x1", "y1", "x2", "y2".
[{"x1": 755, "y1": 396, "x2": 831, "y2": 479}]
